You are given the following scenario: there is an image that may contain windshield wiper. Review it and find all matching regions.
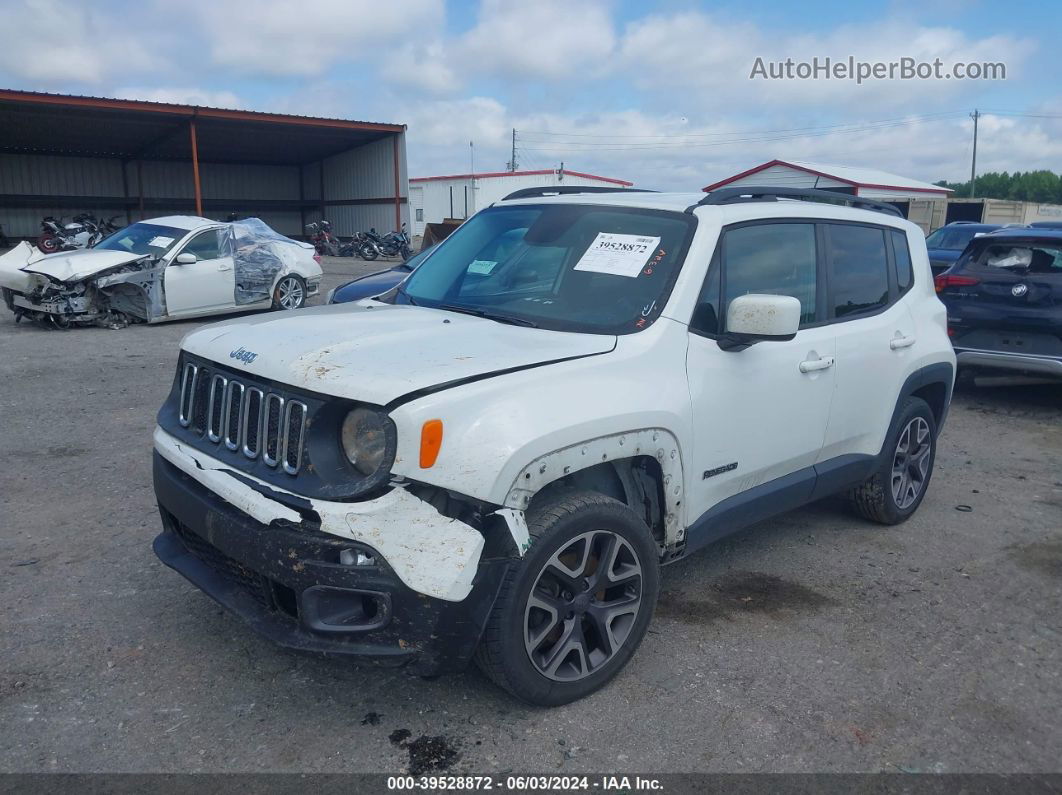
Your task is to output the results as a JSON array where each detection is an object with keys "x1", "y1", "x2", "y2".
[
  {"x1": 396, "y1": 282, "x2": 419, "y2": 306},
  {"x1": 437, "y1": 303, "x2": 539, "y2": 327}
]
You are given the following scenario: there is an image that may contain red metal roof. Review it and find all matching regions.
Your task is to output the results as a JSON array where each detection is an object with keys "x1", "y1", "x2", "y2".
[
  {"x1": 702, "y1": 159, "x2": 950, "y2": 195},
  {"x1": 0, "y1": 88, "x2": 405, "y2": 132},
  {"x1": 411, "y1": 169, "x2": 633, "y2": 186}
]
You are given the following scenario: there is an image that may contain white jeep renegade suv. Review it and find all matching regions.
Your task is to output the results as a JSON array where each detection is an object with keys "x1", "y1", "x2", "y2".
[{"x1": 152, "y1": 186, "x2": 955, "y2": 705}]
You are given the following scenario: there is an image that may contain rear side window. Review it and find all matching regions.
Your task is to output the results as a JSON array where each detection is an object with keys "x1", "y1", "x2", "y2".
[
  {"x1": 827, "y1": 224, "x2": 889, "y2": 318},
  {"x1": 891, "y1": 230, "x2": 913, "y2": 292},
  {"x1": 721, "y1": 223, "x2": 818, "y2": 326},
  {"x1": 971, "y1": 241, "x2": 1062, "y2": 273}
]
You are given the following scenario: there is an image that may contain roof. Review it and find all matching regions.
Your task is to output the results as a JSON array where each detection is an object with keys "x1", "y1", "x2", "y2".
[
  {"x1": 0, "y1": 89, "x2": 404, "y2": 165},
  {"x1": 703, "y1": 159, "x2": 952, "y2": 195},
  {"x1": 497, "y1": 190, "x2": 915, "y2": 229},
  {"x1": 140, "y1": 215, "x2": 216, "y2": 231},
  {"x1": 980, "y1": 228, "x2": 1062, "y2": 240},
  {"x1": 410, "y1": 169, "x2": 633, "y2": 186}
]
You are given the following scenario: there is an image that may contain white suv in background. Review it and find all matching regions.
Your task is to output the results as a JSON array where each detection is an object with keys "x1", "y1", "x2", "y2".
[{"x1": 151, "y1": 186, "x2": 955, "y2": 705}]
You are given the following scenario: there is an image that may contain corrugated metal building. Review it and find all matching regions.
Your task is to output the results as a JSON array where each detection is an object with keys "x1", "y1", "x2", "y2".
[
  {"x1": 703, "y1": 159, "x2": 952, "y2": 233},
  {"x1": 408, "y1": 169, "x2": 633, "y2": 236},
  {"x1": 0, "y1": 90, "x2": 408, "y2": 241}
]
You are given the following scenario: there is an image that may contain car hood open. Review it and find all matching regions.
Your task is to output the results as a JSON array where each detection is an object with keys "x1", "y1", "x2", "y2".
[
  {"x1": 20, "y1": 248, "x2": 150, "y2": 284},
  {"x1": 180, "y1": 302, "x2": 617, "y2": 405}
]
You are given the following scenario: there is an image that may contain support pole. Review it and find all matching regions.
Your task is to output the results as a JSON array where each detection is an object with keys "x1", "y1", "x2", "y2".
[
  {"x1": 137, "y1": 160, "x2": 144, "y2": 220},
  {"x1": 392, "y1": 134, "x2": 402, "y2": 231},
  {"x1": 969, "y1": 109, "x2": 980, "y2": 199},
  {"x1": 189, "y1": 116, "x2": 203, "y2": 216}
]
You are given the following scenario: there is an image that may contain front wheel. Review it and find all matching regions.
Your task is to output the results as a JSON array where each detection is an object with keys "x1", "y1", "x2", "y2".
[
  {"x1": 849, "y1": 396, "x2": 938, "y2": 524},
  {"x1": 272, "y1": 275, "x2": 307, "y2": 310},
  {"x1": 37, "y1": 235, "x2": 59, "y2": 254},
  {"x1": 475, "y1": 491, "x2": 660, "y2": 706}
]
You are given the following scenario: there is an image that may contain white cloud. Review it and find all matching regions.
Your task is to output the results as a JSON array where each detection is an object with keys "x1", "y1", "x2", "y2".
[
  {"x1": 384, "y1": 41, "x2": 460, "y2": 96},
  {"x1": 457, "y1": 0, "x2": 616, "y2": 81},
  {"x1": 186, "y1": 0, "x2": 443, "y2": 77},
  {"x1": 617, "y1": 12, "x2": 1032, "y2": 109},
  {"x1": 0, "y1": 0, "x2": 163, "y2": 84}
]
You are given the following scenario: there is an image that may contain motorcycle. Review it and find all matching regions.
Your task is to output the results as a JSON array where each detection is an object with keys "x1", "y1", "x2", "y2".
[
  {"x1": 357, "y1": 224, "x2": 412, "y2": 261},
  {"x1": 305, "y1": 220, "x2": 340, "y2": 257},
  {"x1": 36, "y1": 214, "x2": 108, "y2": 253}
]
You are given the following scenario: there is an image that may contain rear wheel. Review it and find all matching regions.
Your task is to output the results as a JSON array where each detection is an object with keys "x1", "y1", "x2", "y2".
[
  {"x1": 38, "y1": 235, "x2": 59, "y2": 254},
  {"x1": 272, "y1": 275, "x2": 306, "y2": 310},
  {"x1": 850, "y1": 397, "x2": 937, "y2": 524},
  {"x1": 475, "y1": 491, "x2": 659, "y2": 706},
  {"x1": 358, "y1": 242, "x2": 379, "y2": 261}
]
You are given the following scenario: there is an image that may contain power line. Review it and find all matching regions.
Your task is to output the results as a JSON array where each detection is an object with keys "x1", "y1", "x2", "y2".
[
  {"x1": 518, "y1": 111, "x2": 969, "y2": 142},
  {"x1": 518, "y1": 115, "x2": 966, "y2": 152}
]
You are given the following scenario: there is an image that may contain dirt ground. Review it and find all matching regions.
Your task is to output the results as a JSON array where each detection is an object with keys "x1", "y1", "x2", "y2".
[{"x1": 0, "y1": 255, "x2": 1059, "y2": 774}]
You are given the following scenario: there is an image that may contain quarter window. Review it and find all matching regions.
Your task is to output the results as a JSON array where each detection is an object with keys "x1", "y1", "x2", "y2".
[
  {"x1": 891, "y1": 230, "x2": 913, "y2": 292},
  {"x1": 721, "y1": 223, "x2": 818, "y2": 327},
  {"x1": 826, "y1": 224, "x2": 889, "y2": 318}
]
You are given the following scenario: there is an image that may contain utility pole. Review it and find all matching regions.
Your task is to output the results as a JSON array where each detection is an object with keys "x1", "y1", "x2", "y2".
[
  {"x1": 508, "y1": 128, "x2": 518, "y2": 172},
  {"x1": 969, "y1": 109, "x2": 980, "y2": 198}
]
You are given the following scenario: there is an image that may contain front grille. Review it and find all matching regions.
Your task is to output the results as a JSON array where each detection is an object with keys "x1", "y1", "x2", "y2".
[
  {"x1": 171, "y1": 520, "x2": 270, "y2": 608},
  {"x1": 178, "y1": 361, "x2": 307, "y2": 475}
]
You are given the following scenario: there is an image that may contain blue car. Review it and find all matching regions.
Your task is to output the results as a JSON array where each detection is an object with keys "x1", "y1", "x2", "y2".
[
  {"x1": 936, "y1": 228, "x2": 1062, "y2": 378},
  {"x1": 925, "y1": 222, "x2": 1001, "y2": 275},
  {"x1": 327, "y1": 245, "x2": 435, "y2": 304}
]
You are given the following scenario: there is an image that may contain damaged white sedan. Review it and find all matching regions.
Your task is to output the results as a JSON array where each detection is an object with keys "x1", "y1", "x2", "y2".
[{"x1": 0, "y1": 216, "x2": 322, "y2": 329}]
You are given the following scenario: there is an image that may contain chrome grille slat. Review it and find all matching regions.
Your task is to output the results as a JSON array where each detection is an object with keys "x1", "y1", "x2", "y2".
[
  {"x1": 282, "y1": 401, "x2": 307, "y2": 475},
  {"x1": 206, "y1": 374, "x2": 227, "y2": 443},
  {"x1": 178, "y1": 363, "x2": 198, "y2": 427},
  {"x1": 262, "y1": 393, "x2": 285, "y2": 468},
  {"x1": 224, "y1": 382, "x2": 245, "y2": 451},
  {"x1": 242, "y1": 388, "x2": 263, "y2": 459},
  {"x1": 176, "y1": 362, "x2": 306, "y2": 475}
]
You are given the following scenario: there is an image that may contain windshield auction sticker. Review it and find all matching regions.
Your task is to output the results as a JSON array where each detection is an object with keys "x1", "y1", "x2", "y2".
[{"x1": 573, "y1": 233, "x2": 661, "y2": 278}]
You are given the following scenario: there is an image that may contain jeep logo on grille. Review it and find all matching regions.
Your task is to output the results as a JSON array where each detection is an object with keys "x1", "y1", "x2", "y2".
[{"x1": 230, "y1": 347, "x2": 258, "y2": 365}]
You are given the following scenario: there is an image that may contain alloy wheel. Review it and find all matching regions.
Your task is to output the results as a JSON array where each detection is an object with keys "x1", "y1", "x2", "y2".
[
  {"x1": 523, "y1": 530, "x2": 643, "y2": 682},
  {"x1": 276, "y1": 277, "x2": 304, "y2": 310},
  {"x1": 892, "y1": 416, "x2": 932, "y2": 509}
]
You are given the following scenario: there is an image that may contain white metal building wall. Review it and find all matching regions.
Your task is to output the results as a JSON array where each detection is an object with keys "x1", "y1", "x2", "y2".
[{"x1": 409, "y1": 171, "x2": 629, "y2": 236}]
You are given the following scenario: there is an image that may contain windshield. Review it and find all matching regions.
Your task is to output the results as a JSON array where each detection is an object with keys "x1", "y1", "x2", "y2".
[
  {"x1": 393, "y1": 204, "x2": 695, "y2": 334},
  {"x1": 925, "y1": 226, "x2": 989, "y2": 251},
  {"x1": 94, "y1": 223, "x2": 187, "y2": 257}
]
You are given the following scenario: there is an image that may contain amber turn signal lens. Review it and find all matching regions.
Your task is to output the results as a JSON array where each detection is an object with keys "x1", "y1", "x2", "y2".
[{"x1": 419, "y1": 419, "x2": 444, "y2": 468}]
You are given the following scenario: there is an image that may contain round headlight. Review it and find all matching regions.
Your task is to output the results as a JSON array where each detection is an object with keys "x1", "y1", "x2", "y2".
[{"x1": 341, "y1": 408, "x2": 389, "y2": 476}]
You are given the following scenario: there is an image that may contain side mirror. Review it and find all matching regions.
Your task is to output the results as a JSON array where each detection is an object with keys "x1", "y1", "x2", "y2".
[
  {"x1": 175, "y1": 252, "x2": 197, "y2": 265},
  {"x1": 718, "y1": 294, "x2": 801, "y2": 351}
]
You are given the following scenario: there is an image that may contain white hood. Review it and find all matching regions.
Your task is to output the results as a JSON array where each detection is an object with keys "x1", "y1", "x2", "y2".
[
  {"x1": 0, "y1": 242, "x2": 42, "y2": 292},
  {"x1": 20, "y1": 248, "x2": 149, "y2": 284},
  {"x1": 181, "y1": 302, "x2": 616, "y2": 405}
]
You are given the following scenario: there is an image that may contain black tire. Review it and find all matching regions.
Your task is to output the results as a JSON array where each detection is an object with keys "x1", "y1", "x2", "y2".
[
  {"x1": 475, "y1": 491, "x2": 660, "y2": 706},
  {"x1": 850, "y1": 397, "x2": 938, "y2": 525},
  {"x1": 358, "y1": 243, "x2": 379, "y2": 261},
  {"x1": 272, "y1": 274, "x2": 307, "y2": 310}
]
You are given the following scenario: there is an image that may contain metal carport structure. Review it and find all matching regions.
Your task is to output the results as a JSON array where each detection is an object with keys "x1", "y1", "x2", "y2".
[{"x1": 0, "y1": 89, "x2": 408, "y2": 240}]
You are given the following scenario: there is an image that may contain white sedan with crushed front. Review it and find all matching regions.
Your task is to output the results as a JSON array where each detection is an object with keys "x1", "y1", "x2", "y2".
[{"x1": 0, "y1": 215, "x2": 322, "y2": 329}]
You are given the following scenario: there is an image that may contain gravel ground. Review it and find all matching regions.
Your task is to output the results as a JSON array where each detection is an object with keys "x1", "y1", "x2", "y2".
[{"x1": 0, "y1": 255, "x2": 1059, "y2": 774}]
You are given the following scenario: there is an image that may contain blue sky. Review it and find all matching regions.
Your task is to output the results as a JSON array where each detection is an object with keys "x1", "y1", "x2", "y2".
[{"x1": 1, "y1": 0, "x2": 1059, "y2": 190}]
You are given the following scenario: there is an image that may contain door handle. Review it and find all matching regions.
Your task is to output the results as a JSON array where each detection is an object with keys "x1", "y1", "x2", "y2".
[
  {"x1": 890, "y1": 335, "x2": 916, "y2": 350},
  {"x1": 799, "y1": 355, "x2": 834, "y2": 373}
]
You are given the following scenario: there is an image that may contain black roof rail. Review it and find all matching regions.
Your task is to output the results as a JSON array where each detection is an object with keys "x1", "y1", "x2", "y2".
[
  {"x1": 501, "y1": 185, "x2": 656, "y2": 201},
  {"x1": 687, "y1": 186, "x2": 904, "y2": 218}
]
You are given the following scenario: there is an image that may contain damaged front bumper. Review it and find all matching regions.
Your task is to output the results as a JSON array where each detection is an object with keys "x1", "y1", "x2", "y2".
[{"x1": 152, "y1": 427, "x2": 513, "y2": 675}]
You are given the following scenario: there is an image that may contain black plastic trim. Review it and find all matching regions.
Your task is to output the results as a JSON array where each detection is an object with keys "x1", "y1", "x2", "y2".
[
  {"x1": 501, "y1": 186, "x2": 656, "y2": 201},
  {"x1": 690, "y1": 186, "x2": 904, "y2": 217}
]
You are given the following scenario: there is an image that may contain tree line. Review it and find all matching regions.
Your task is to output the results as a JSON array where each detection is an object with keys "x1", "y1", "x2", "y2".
[{"x1": 934, "y1": 170, "x2": 1062, "y2": 204}]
